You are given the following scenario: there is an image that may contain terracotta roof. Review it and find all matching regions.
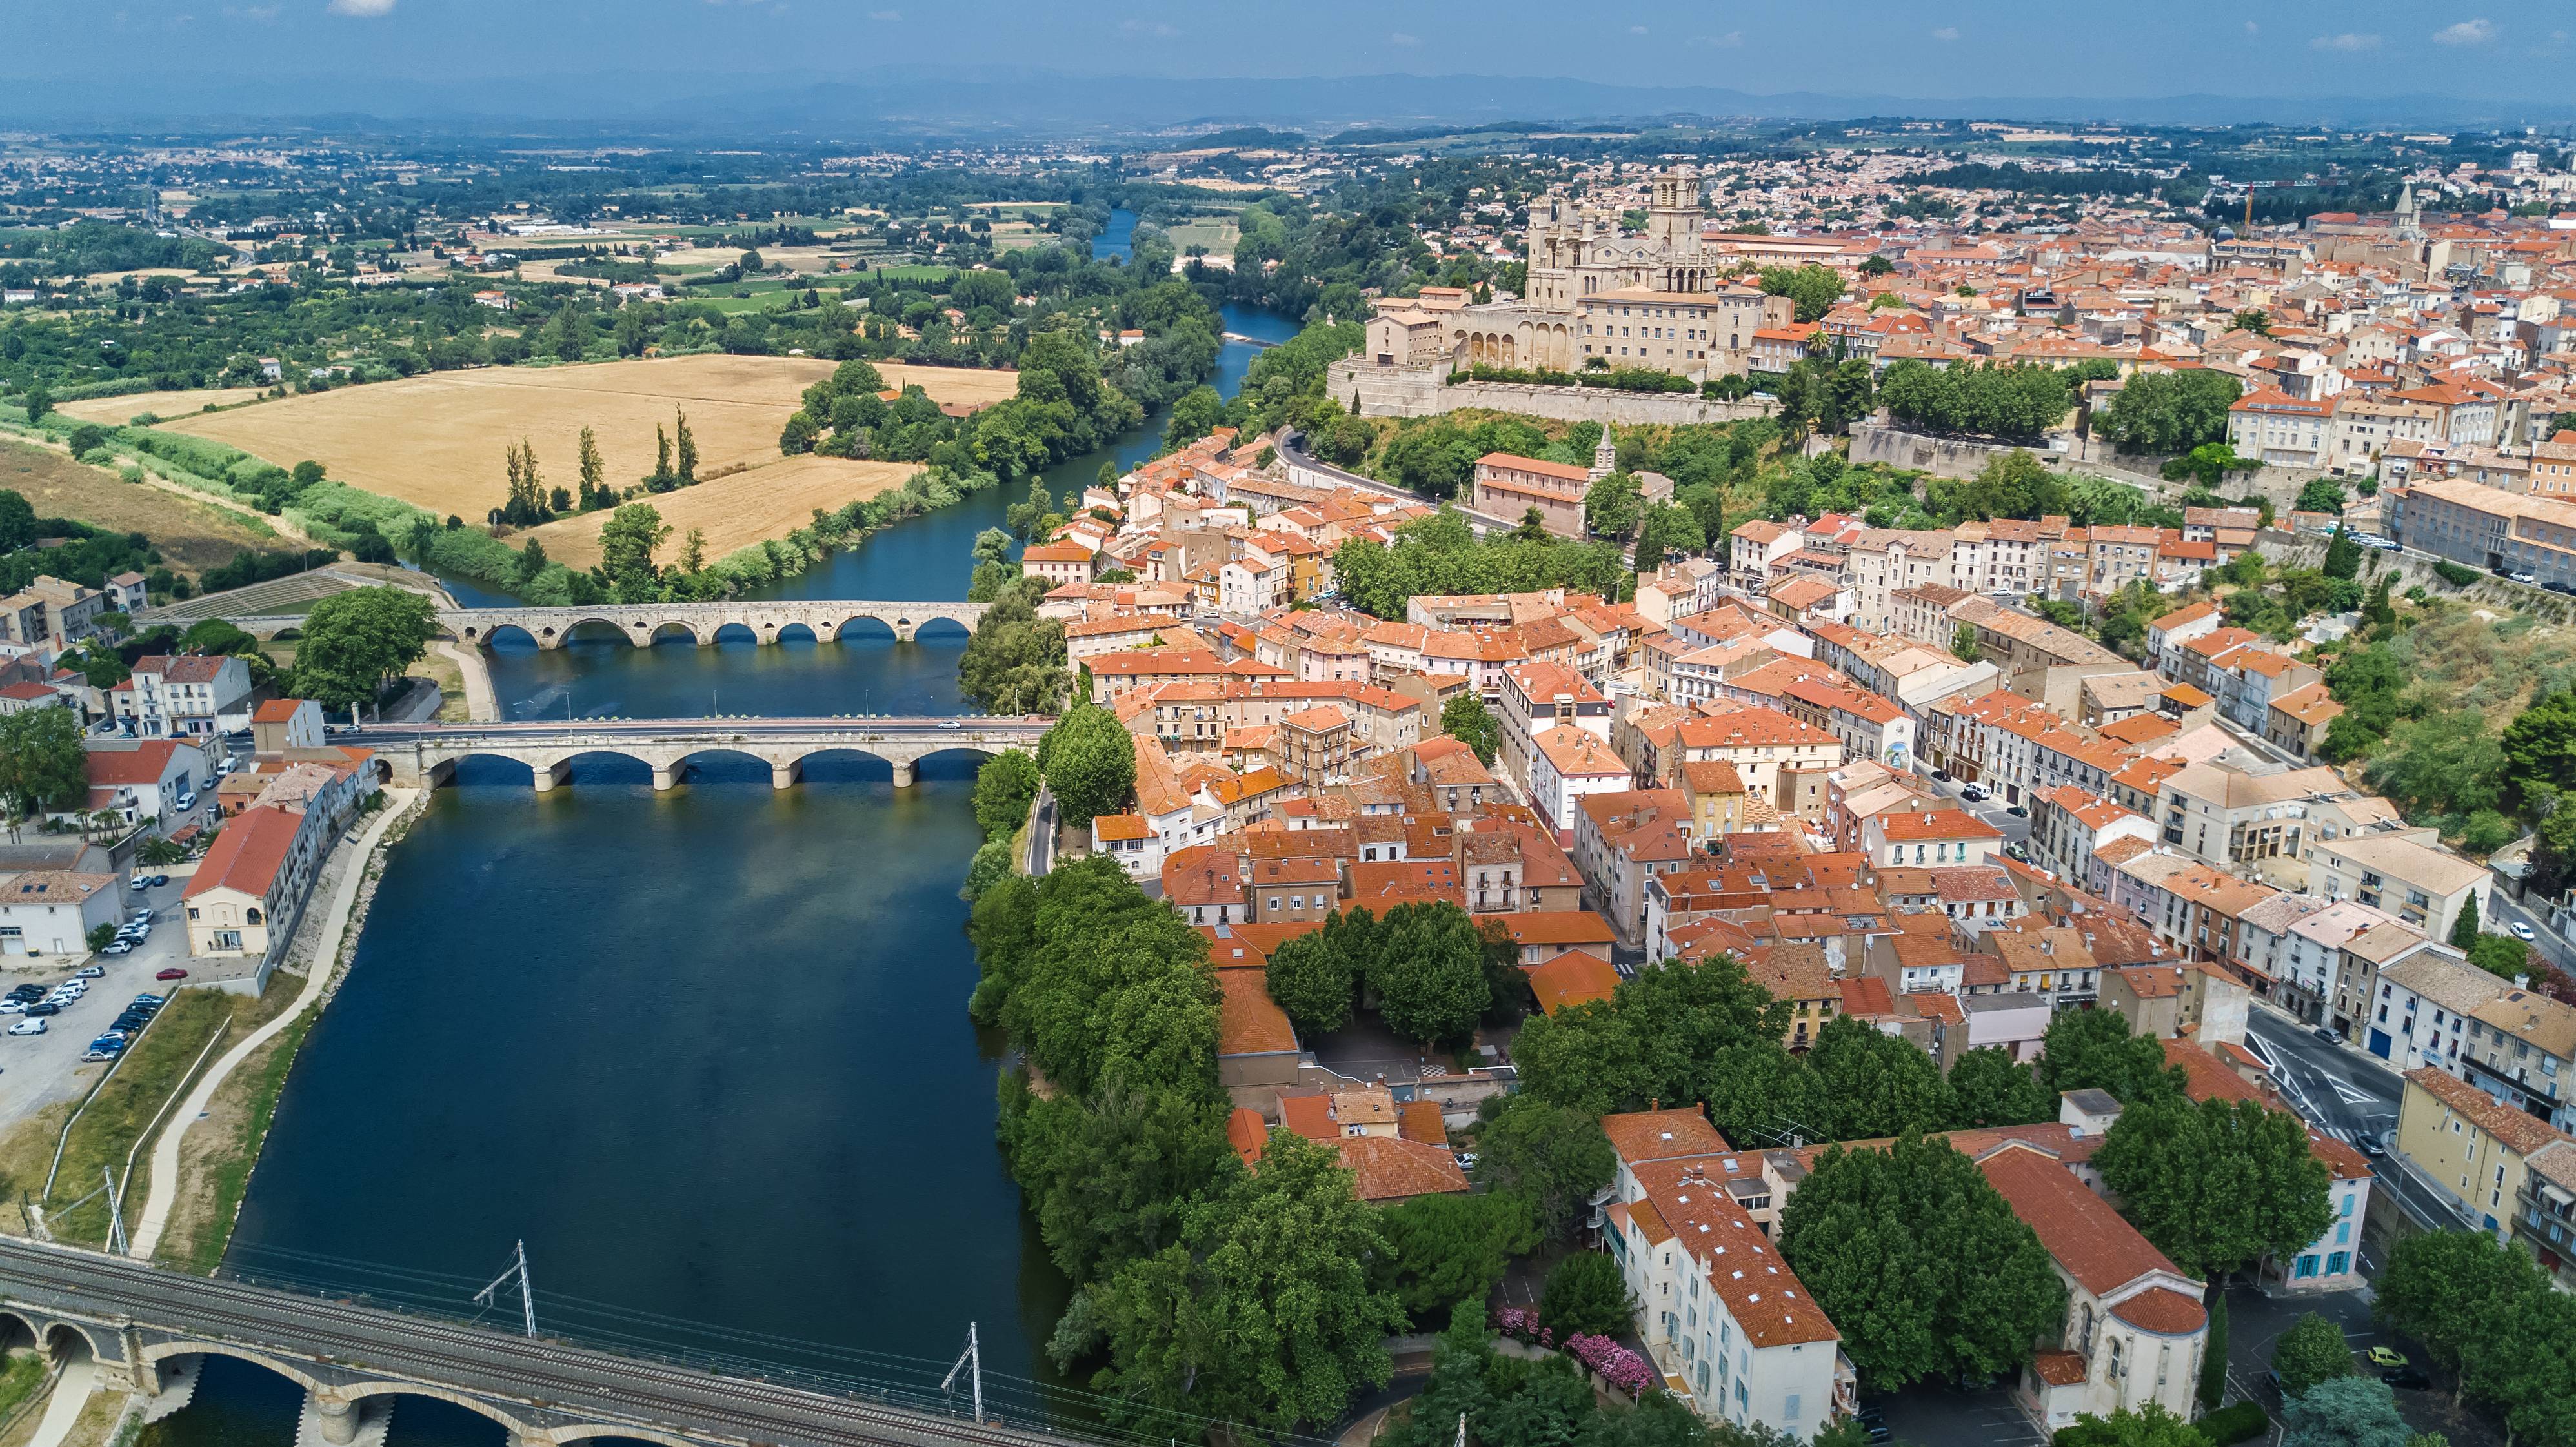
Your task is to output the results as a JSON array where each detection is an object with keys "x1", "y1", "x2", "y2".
[
  {"x1": 2031, "y1": 1350, "x2": 2088, "y2": 1386},
  {"x1": 1336, "y1": 1135, "x2": 1471, "y2": 1201},
  {"x1": 83, "y1": 740, "x2": 184, "y2": 787},
  {"x1": 1602, "y1": 1106, "x2": 1731, "y2": 1166},
  {"x1": 251, "y1": 699, "x2": 306, "y2": 723},
  {"x1": 1399, "y1": 1099, "x2": 1447, "y2": 1146},
  {"x1": 1216, "y1": 969, "x2": 1298, "y2": 1057},
  {"x1": 182, "y1": 805, "x2": 302, "y2": 902},
  {"x1": 1977, "y1": 1142, "x2": 2198, "y2": 1311},
  {"x1": 1526, "y1": 951, "x2": 1623, "y2": 1015},
  {"x1": 1226, "y1": 1108, "x2": 1268, "y2": 1165},
  {"x1": 2113, "y1": 1286, "x2": 2210, "y2": 1336},
  {"x1": 2405, "y1": 1066, "x2": 2573, "y2": 1158}
]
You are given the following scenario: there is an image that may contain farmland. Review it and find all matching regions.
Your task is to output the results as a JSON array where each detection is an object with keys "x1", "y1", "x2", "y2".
[
  {"x1": 0, "y1": 439, "x2": 279, "y2": 574},
  {"x1": 152, "y1": 353, "x2": 1016, "y2": 522},
  {"x1": 55, "y1": 387, "x2": 268, "y2": 425},
  {"x1": 516, "y1": 455, "x2": 918, "y2": 569}
]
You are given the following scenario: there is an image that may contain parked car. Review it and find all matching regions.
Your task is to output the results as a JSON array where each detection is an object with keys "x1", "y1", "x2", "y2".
[
  {"x1": 2313, "y1": 1027, "x2": 2340, "y2": 1045},
  {"x1": 74, "y1": 965, "x2": 103, "y2": 979},
  {"x1": 175, "y1": 791, "x2": 196, "y2": 810},
  {"x1": 101, "y1": 941, "x2": 134, "y2": 956},
  {"x1": 131, "y1": 993, "x2": 164, "y2": 1006},
  {"x1": 2382, "y1": 1367, "x2": 2430, "y2": 1391},
  {"x1": 2359, "y1": 1131, "x2": 2388, "y2": 1159},
  {"x1": 6, "y1": 985, "x2": 45, "y2": 1001},
  {"x1": 1929, "y1": 769, "x2": 1952, "y2": 782},
  {"x1": 79, "y1": 1047, "x2": 121, "y2": 1062},
  {"x1": 8, "y1": 1019, "x2": 45, "y2": 1036},
  {"x1": 1852, "y1": 1408, "x2": 1892, "y2": 1446},
  {"x1": 1960, "y1": 784, "x2": 1988, "y2": 801},
  {"x1": 0, "y1": 1001, "x2": 25, "y2": 1016},
  {"x1": 131, "y1": 909, "x2": 154, "y2": 925},
  {"x1": 2365, "y1": 1346, "x2": 2408, "y2": 1369},
  {"x1": 154, "y1": 968, "x2": 188, "y2": 982},
  {"x1": 2513, "y1": 922, "x2": 2538, "y2": 940},
  {"x1": 2511, "y1": 572, "x2": 2541, "y2": 585},
  {"x1": 2006, "y1": 805, "x2": 2029, "y2": 818},
  {"x1": 150, "y1": 875, "x2": 168, "y2": 887},
  {"x1": 128, "y1": 877, "x2": 150, "y2": 893}
]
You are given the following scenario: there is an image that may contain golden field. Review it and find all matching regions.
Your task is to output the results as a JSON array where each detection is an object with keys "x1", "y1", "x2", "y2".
[
  {"x1": 515, "y1": 457, "x2": 918, "y2": 569},
  {"x1": 56, "y1": 387, "x2": 268, "y2": 425},
  {"x1": 155, "y1": 353, "x2": 1016, "y2": 520}
]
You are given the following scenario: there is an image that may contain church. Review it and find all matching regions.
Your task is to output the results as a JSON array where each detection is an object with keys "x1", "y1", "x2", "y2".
[{"x1": 1363, "y1": 168, "x2": 1793, "y2": 381}]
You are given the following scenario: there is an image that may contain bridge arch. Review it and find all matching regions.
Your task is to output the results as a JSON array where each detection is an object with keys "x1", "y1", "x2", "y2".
[
  {"x1": 832, "y1": 615, "x2": 899, "y2": 643},
  {"x1": 774, "y1": 622, "x2": 819, "y2": 645},
  {"x1": 538, "y1": 1424, "x2": 704, "y2": 1447},
  {"x1": 337, "y1": 1379, "x2": 534, "y2": 1434},
  {"x1": 39, "y1": 1321, "x2": 98, "y2": 1366},
  {"x1": 552, "y1": 618, "x2": 636, "y2": 649},
  {"x1": 709, "y1": 622, "x2": 759, "y2": 646},
  {"x1": 479, "y1": 623, "x2": 543, "y2": 651},
  {"x1": 140, "y1": 1340, "x2": 321, "y2": 1393},
  {"x1": 906, "y1": 614, "x2": 974, "y2": 643},
  {"x1": 645, "y1": 621, "x2": 703, "y2": 647}
]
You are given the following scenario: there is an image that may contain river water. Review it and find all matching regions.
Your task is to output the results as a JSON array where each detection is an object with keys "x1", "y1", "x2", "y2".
[{"x1": 140, "y1": 276, "x2": 1300, "y2": 1447}]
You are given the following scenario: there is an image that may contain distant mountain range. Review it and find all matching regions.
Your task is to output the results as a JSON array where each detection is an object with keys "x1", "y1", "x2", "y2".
[{"x1": 7, "y1": 67, "x2": 2574, "y2": 137}]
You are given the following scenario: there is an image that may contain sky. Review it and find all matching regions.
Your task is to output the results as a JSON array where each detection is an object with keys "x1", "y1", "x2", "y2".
[{"x1": 6, "y1": 0, "x2": 2575, "y2": 108}]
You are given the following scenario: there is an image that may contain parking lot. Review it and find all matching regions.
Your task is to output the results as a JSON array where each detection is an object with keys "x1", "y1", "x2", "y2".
[{"x1": 0, "y1": 869, "x2": 206, "y2": 1128}]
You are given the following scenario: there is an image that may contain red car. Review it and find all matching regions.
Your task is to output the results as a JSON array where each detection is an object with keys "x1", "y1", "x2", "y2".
[{"x1": 154, "y1": 968, "x2": 188, "y2": 982}]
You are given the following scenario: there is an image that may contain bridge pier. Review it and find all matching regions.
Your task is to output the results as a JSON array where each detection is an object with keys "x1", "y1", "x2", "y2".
[
  {"x1": 532, "y1": 760, "x2": 569, "y2": 793},
  {"x1": 652, "y1": 763, "x2": 679, "y2": 791},
  {"x1": 771, "y1": 759, "x2": 799, "y2": 790},
  {"x1": 891, "y1": 759, "x2": 916, "y2": 789}
]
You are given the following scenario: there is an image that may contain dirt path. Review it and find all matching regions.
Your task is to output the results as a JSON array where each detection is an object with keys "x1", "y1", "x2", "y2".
[
  {"x1": 434, "y1": 641, "x2": 498, "y2": 722},
  {"x1": 126, "y1": 791, "x2": 419, "y2": 1260}
]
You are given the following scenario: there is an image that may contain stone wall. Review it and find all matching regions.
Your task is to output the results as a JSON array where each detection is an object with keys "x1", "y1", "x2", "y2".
[
  {"x1": 1325, "y1": 359, "x2": 1771, "y2": 427},
  {"x1": 1847, "y1": 420, "x2": 2075, "y2": 480}
]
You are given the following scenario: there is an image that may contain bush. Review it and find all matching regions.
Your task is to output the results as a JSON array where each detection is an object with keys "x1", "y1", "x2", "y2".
[
  {"x1": 1539, "y1": 1252, "x2": 1636, "y2": 1339},
  {"x1": 2199, "y1": 1402, "x2": 2269, "y2": 1446},
  {"x1": 2432, "y1": 560, "x2": 2479, "y2": 588}
]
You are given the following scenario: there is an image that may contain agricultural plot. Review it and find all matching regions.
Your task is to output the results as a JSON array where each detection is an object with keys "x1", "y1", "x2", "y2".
[
  {"x1": 154, "y1": 354, "x2": 1014, "y2": 523},
  {"x1": 0, "y1": 440, "x2": 277, "y2": 574},
  {"x1": 55, "y1": 387, "x2": 268, "y2": 425},
  {"x1": 516, "y1": 456, "x2": 918, "y2": 570}
]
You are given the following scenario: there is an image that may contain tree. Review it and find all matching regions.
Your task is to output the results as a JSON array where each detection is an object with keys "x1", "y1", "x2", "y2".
[
  {"x1": 1806, "y1": 1015, "x2": 1956, "y2": 1139},
  {"x1": 577, "y1": 427, "x2": 607, "y2": 509},
  {"x1": 1585, "y1": 471, "x2": 1644, "y2": 541},
  {"x1": 2094, "y1": 369, "x2": 2244, "y2": 456},
  {"x1": 1442, "y1": 692, "x2": 1502, "y2": 767},
  {"x1": 0, "y1": 489, "x2": 34, "y2": 552},
  {"x1": 1949, "y1": 1046, "x2": 2059, "y2": 1128},
  {"x1": 678, "y1": 528, "x2": 707, "y2": 576},
  {"x1": 1038, "y1": 705, "x2": 1135, "y2": 825},
  {"x1": 2297, "y1": 478, "x2": 2349, "y2": 516},
  {"x1": 590, "y1": 502, "x2": 672, "y2": 601},
  {"x1": 20, "y1": 385, "x2": 50, "y2": 422},
  {"x1": 1162, "y1": 385, "x2": 1223, "y2": 450},
  {"x1": 1368, "y1": 902, "x2": 1491, "y2": 1048},
  {"x1": 972, "y1": 749, "x2": 1041, "y2": 842},
  {"x1": 0, "y1": 707, "x2": 88, "y2": 822},
  {"x1": 1265, "y1": 908, "x2": 1369, "y2": 1036},
  {"x1": 290, "y1": 587, "x2": 439, "y2": 713},
  {"x1": 2450, "y1": 894, "x2": 2482, "y2": 951},
  {"x1": 2232, "y1": 309, "x2": 2273, "y2": 337},
  {"x1": 2093, "y1": 1094, "x2": 2333, "y2": 1279},
  {"x1": 1758, "y1": 264, "x2": 1847, "y2": 323},
  {"x1": 1471, "y1": 1094, "x2": 1616, "y2": 1241},
  {"x1": 2038, "y1": 1007, "x2": 2185, "y2": 1105},
  {"x1": 2283, "y1": 1377, "x2": 2409, "y2": 1447},
  {"x1": 2055, "y1": 1404, "x2": 2209, "y2": 1447},
  {"x1": 2501, "y1": 689, "x2": 2576, "y2": 818},
  {"x1": 2273, "y1": 1312, "x2": 2357, "y2": 1399},
  {"x1": 2200, "y1": 1293, "x2": 2230, "y2": 1411},
  {"x1": 1005, "y1": 1078, "x2": 1235, "y2": 1285},
  {"x1": 674, "y1": 409, "x2": 698, "y2": 485},
  {"x1": 1513, "y1": 953, "x2": 1795, "y2": 1132},
  {"x1": 958, "y1": 583, "x2": 1069, "y2": 714},
  {"x1": 2374, "y1": 1229, "x2": 2555, "y2": 1408},
  {"x1": 650, "y1": 423, "x2": 674, "y2": 490},
  {"x1": 1778, "y1": 1129, "x2": 2065, "y2": 1390},
  {"x1": 1539, "y1": 1251, "x2": 1636, "y2": 1339},
  {"x1": 1086, "y1": 1130, "x2": 1403, "y2": 1430},
  {"x1": 1953, "y1": 622, "x2": 1981, "y2": 662},
  {"x1": 2324, "y1": 528, "x2": 2362, "y2": 582},
  {"x1": 1374, "y1": 1193, "x2": 1539, "y2": 1328}
]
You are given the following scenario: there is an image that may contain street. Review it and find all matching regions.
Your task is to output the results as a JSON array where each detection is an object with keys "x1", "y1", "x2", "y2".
[
  {"x1": 1915, "y1": 769, "x2": 2033, "y2": 851},
  {"x1": 2479, "y1": 889, "x2": 2573, "y2": 977},
  {"x1": 2244, "y1": 1008, "x2": 2477, "y2": 1235}
]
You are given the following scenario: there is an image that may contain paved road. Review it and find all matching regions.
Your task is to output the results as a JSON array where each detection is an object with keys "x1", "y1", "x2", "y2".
[
  {"x1": 0, "y1": 1237, "x2": 1091, "y2": 1447},
  {"x1": 1277, "y1": 432, "x2": 1524, "y2": 534},
  {"x1": 353, "y1": 718, "x2": 1054, "y2": 744},
  {"x1": 2480, "y1": 889, "x2": 2572, "y2": 976},
  {"x1": 2245, "y1": 1009, "x2": 2471, "y2": 1233},
  {"x1": 1914, "y1": 769, "x2": 2033, "y2": 851}
]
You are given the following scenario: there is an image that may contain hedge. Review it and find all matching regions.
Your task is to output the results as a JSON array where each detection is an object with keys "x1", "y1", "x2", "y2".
[
  {"x1": 2198, "y1": 1401, "x2": 2269, "y2": 1446},
  {"x1": 2431, "y1": 560, "x2": 2479, "y2": 588}
]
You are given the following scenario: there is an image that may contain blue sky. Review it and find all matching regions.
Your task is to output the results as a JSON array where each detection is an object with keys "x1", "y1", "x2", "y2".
[{"x1": 7, "y1": 0, "x2": 2575, "y2": 101}]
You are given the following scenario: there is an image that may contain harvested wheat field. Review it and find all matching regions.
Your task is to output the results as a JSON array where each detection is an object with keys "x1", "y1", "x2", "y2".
[
  {"x1": 515, "y1": 456, "x2": 918, "y2": 569},
  {"x1": 56, "y1": 387, "x2": 268, "y2": 425},
  {"x1": 0, "y1": 440, "x2": 279, "y2": 573},
  {"x1": 157, "y1": 353, "x2": 1016, "y2": 521}
]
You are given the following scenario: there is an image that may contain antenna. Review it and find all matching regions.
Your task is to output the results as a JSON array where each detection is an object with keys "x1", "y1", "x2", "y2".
[
  {"x1": 942, "y1": 1323, "x2": 985, "y2": 1422},
  {"x1": 474, "y1": 1240, "x2": 536, "y2": 1338}
]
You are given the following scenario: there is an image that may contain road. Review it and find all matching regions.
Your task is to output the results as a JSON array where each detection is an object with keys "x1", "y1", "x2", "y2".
[
  {"x1": 0, "y1": 1237, "x2": 1093, "y2": 1447},
  {"x1": 1276, "y1": 431, "x2": 1525, "y2": 534},
  {"x1": 2479, "y1": 889, "x2": 2573, "y2": 976},
  {"x1": 1914, "y1": 769, "x2": 2033, "y2": 851},
  {"x1": 2245, "y1": 1008, "x2": 2473, "y2": 1233},
  {"x1": 351, "y1": 717, "x2": 1054, "y2": 744}
]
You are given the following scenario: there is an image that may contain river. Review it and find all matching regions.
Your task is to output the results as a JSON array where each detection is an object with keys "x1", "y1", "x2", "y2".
[{"x1": 139, "y1": 265, "x2": 1300, "y2": 1447}]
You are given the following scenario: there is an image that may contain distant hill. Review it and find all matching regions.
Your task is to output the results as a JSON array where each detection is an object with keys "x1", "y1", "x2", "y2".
[{"x1": 1180, "y1": 127, "x2": 1309, "y2": 150}]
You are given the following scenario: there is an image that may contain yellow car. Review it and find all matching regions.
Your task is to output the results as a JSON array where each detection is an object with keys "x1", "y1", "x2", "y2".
[{"x1": 2365, "y1": 1346, "x2": 2408, "y2": 1369}]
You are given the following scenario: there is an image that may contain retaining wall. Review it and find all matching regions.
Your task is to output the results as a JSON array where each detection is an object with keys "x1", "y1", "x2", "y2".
[{"x1": 1325, "y1": 361, "x2": 1771, "y2": 426}]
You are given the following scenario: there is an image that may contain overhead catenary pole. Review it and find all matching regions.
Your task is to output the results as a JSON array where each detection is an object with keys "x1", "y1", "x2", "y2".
[
  {"x1": 941, "y1": 1323, "x2": 983, "y2": 1422},
  {"x1": 474, "y1": 1240, "x2": 536, "y2": 1339}
]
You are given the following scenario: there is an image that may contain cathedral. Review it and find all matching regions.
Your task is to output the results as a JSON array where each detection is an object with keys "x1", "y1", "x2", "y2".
[{"x1": 1363, "y1": 168, "x2": 1790, "y2": 381}]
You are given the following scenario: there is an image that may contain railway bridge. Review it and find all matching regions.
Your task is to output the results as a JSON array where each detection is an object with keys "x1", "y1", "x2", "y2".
[
  {"x1": 0, "y1": 1236, "x2": 1068, "y2": 1447},
  {"x1": 362, "y1": 717, "x2": 1051, "y2": 791}
]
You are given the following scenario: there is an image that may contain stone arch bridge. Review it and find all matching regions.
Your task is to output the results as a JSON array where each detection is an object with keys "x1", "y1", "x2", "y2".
[
  {"x1": 223, "y1": 603, "x2": 992, "y2": 649},
  {"x1": 0, "y1": 1235, "x2": 1078, "y2": 1447},
  {"x1": 365, "y1": 718, "x2": 1051, "y2": 791}
]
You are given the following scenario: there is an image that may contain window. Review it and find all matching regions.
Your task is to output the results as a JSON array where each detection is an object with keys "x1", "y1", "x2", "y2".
[
  {"x1": 2328, "y1": 1251, "x2": 2350, "y2": 1275},
  {"x1": 1785, "y1": 1395, "x2": 1801, "y2": 1423},
  {"x1": 2296, "y1": 1254, "x2": 2320, "y2": 1279}
]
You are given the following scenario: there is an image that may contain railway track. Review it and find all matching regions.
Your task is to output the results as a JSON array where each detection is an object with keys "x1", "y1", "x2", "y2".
[{"x1": 0, "y1": 1239, "x2": 1088, "y2": 1447}]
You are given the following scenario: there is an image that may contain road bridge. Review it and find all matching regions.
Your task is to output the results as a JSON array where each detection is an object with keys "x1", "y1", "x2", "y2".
[
  {"x1": 361, "y1": 717, "x2": 1051, "y2": 791},
  {"x1": 0, "y1": 1236, "x2": 1075, "y2": 1447},
  {"x1": 216, "y1": 603, "x2": 991, "y2": 649}
]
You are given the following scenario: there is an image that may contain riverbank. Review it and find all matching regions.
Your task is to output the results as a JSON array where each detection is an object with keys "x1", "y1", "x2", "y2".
[{"x1": 131, "y1": 787, "x2": 427, "y2": 1271}]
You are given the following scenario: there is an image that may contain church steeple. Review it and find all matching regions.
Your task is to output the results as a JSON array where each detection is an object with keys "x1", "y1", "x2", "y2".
[{"x1": 1589, "y1": 425, "x2": 1618, "y2": 482}]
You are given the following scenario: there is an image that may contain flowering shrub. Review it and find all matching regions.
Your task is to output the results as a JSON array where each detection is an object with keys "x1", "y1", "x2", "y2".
[
  {"x1": 1496, "y1": 1306, "x2": 1539, "y2": 1341},
  {"x1": 1564, "y1": 1333, "x2": 1657, "y2": 1395}
]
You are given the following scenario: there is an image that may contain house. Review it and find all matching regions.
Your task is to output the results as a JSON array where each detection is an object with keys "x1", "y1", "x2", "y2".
[
  {"x1": 181, "y1": 802, "x2": 332, "y2": 972},
  {"x1": 0, "y1": 576, "x2": 107, "y2": 650},
  {"x1": 112, "y1": 655, "x2": 254, "y2": 739},
  {"x1": 2303, "y1": 833, "x2": 2490, "y2": 943},
  {"x1": 2397, "y1": 1066, "x2": 2576, "y2": 1278},
  {"x1": 1599, "y1": 1107, "x2": 1854, "y2": 1439},
  {"x1": 77, "y1": 738, "x2": 210, "y2": 833},
  {"x1": 0, "y1": 871, "x2": 123, "y2": 956},
  {"x1": 1978, "y1": 1141, "x2": 2209, "y2": 1432},
  {"x1": 251, "y1": 698, "x2": 327, "y2": 754}
]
